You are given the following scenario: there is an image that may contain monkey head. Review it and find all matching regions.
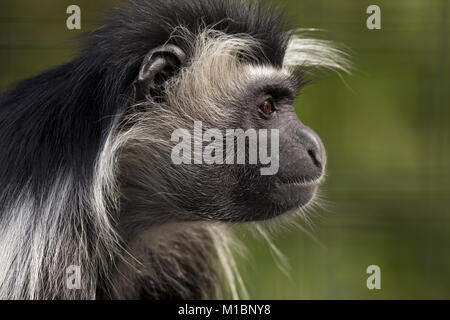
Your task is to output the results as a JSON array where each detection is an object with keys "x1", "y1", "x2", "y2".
[{"x1": 116, "y1": 27, "x2": 333, "y2": 225}]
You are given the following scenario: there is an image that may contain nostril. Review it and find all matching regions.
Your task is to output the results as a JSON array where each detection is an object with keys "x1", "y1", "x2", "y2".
[{"x1": 307, "y1": 148, "x2": 322, "y2": 169}]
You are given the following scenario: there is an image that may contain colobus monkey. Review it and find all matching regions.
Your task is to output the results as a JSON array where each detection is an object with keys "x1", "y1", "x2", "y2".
[{"x1": 0, "y1": 0, "x2": 349, "y2": 299}]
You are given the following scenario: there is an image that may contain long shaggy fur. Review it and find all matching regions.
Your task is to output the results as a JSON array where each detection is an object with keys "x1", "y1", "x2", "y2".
[{"x1": 0, "y1": 0, "x2": 349, "y2": 299}]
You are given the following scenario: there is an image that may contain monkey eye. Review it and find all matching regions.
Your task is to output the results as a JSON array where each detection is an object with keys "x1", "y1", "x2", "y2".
[{"x1": 258, "y1": 98, "x2": 276, "y2": 117}]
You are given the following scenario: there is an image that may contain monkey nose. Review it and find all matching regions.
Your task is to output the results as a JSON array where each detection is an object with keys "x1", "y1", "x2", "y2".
[{"x1": 296, "y1": 125, "x2": 326, "y2": 170}]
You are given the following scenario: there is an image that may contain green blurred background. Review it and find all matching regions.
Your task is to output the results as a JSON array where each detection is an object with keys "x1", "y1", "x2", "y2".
[{"x1": 0, "y1": 0, "x2": 449, "y2": 299}]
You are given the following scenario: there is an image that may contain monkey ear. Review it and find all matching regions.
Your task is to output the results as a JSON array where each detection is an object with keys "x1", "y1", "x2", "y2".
[{"x1": 134, "y1": 44, "x2": 186, "y2": 101}]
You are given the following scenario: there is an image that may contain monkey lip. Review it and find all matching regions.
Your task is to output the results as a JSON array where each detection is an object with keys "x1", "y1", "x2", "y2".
[{"x1": 275, "y1": 175, "x2": 324, "y2": 188}]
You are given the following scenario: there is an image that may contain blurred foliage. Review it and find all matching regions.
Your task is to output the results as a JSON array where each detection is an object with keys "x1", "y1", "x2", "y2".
[{"x1": 0, "y1": 0, "x2": 449, "y2": 299}]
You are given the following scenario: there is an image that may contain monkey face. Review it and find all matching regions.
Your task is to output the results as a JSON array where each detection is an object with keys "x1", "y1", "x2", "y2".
[
  {"x1": 124, "y1": 33, "x2": 327, "y2": 223},
  {"x1": 211, "y1": 66, "x2": 327, "y2": 221}
]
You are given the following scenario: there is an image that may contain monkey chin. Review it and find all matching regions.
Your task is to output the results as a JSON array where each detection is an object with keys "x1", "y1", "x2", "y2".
[
  {"x1": 238, "y1": 180, "x2": 320, "y2": 222},
  {"x1": 267, "y1": 180, "x2": 320, "y2": 219}
]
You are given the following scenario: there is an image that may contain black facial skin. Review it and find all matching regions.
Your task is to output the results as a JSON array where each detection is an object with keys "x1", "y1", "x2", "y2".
[{"x1": 129, "y1": 47, "x2": 326, "y2": 225}]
